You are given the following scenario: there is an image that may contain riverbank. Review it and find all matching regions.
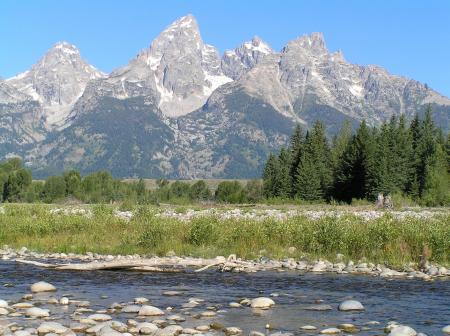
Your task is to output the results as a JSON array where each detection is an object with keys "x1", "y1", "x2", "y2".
[
  {"x1": 0, "y1": 204, "x2": 448, "y2": 270},
  {"x1": 1, "y1": 260, "x2": 450, "y2": 336}
]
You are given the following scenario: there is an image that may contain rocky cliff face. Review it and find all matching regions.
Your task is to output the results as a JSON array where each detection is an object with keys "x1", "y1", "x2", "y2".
[{"x1": 2, "y1": 15, "x2": 449, "y2": 178}]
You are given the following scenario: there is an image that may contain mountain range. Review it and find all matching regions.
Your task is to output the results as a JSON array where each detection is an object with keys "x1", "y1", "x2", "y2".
[{"x1": 1, "y1": 14, "x2": 449, "y2": 178}]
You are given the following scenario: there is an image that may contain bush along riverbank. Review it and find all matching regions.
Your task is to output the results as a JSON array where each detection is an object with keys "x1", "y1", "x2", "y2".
[{"x1": 0, "y1": 204, "x2": 448, "y2": 279}]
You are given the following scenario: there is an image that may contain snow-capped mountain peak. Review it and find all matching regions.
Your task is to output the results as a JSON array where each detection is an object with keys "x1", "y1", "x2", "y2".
[
  {"x1": 221, "y1": 36, "x2": 275, "y2": 80},
  {"x1": 7, "y1": 41, "x2": 104, "y2": 129}
]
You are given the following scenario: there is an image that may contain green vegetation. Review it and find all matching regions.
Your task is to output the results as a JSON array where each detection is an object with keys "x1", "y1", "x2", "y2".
[
  {"x1": 0, "y1": 160, "x2": 263, "y2": 205},
  {"x1": 0, "y1": 204, "x2": 448, "y2": 267},
  {"x1": 263, "y1": 108, "x2": 450, "y2": 206}
]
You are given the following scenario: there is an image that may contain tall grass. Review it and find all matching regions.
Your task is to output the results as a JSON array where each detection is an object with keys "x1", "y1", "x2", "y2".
[{"x1": 0, "y1": 204, "x2": 448, "y2": 267}]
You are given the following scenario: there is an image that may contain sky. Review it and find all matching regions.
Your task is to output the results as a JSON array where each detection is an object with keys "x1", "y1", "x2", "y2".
[{"x1": 0, "y1": 0, "x2": 449, "y2": 97}]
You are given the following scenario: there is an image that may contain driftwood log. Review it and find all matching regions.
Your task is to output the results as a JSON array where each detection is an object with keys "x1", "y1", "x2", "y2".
[{"x1": 15, "y1": 257, "x2": 229, "y2": 273}]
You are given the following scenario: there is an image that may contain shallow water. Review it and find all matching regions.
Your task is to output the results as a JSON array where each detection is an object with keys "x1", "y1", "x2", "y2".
[{"x1": 1, "y1": 261, "x2": 449, "y2": 335}]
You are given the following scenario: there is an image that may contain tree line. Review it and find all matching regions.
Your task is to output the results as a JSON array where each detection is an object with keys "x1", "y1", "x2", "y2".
[
  {"x1": 263, "y1": 107, "x2": 449, "y2": 206},
  {"x1": 0, "y1": 159, "x2": 264, "y2": 205}
]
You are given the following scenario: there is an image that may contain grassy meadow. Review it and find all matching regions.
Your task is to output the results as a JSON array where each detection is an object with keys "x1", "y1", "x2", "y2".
[{"x1": 0, "y1": 203, "x2": 448, "y2": 268}]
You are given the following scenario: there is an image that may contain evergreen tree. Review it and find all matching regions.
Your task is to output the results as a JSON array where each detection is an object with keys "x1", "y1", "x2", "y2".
[
  {"x1": 288, "y1": 124, "x2": 305, "y2": 195},
  {"x1": 333, "y1": 121, "x2": 376, "y2": 202},
  {"x1": 413, "y1": 105, "x2": 437, "y2": 196},
  {"x1": 422, "y1": 144, "x2": 449, "y2": 206},
  {"x1": 277, "y1": 147, "x2": 292, "y2": 198},
  {"x1": 295, "y1": 146, "x2": 322, "y2": 200},
  {"x1": 331, "y1": 120, "x2": 352, "y2": 174},
  {"x1": 262, "y1": 153, "x2": 280, "y2": 198},
  {"x1": 295, "y1": 122, "x2": 332, "y2": 200}
]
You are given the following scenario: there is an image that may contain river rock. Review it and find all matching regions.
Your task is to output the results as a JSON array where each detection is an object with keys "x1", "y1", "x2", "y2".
[
  {"x1": 320, "y1": 328, "x2": 341, "y2": 334},
  {"x1": 25, "y1": 307, "x2": 50, "y2": 317},
  {"x1": 163, "y1": 291, "x2": 182, "y2": 296},
  {"x1": 136, "y1": 322, "x2": 158, "y2": 335},
  {"x1": 250, "y1": 297, "x2": 275, "y2": 309},
  {"x1": 0, "y1": 300, "x2": 8, "y2": 308},
  {"x1": 30, "y1": 281, "x2": 57, "y2": 293},
  {"x1": 301, "y1": 326, "x2": 317, "y2": 330},
  {"x1": 157, "y1": 325, "x2": 183, "y2": 336},
  {"x1": 0, "y1": 308, "x2": 8, "y2": 315},
  {"x1": 97, "y1": 326, "x2": 123, "y2": 336},
  {"x1": 138, "y1": 305, "x2": 165, "y2": 316},
  {"x1": 388, "y1": 326, "x2": 417, "y2": 336},
  {"x1": 442, "y1": 326, "x2": 450, "y2": 334},
  {"x1": 122, "y1": 304, "x2": 141, "y2": 313},
  {"x1": 338, "y1": 300, "x2": 365, "y2": 311},
  {"x1": 37, "y1": 322, "x2": 68, "y2": 334},
  {"x1": 134, "y1": 297, "x2": 149, "y2": 304},
  {"x1": 59, "y1": 297, "x2": 69, "y2": 305},
  {"x1": 225, "y1": 327, "x2": 243, "y2": 336},
  {"x1": 305, "y1": 304, "x2": 333, "y2": 311},
  {"x1": 88, "y1": 313, "x2": 112, "y2": 321}
]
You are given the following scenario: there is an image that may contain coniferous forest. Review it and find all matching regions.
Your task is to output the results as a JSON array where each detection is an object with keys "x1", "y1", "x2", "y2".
[{"x1": 263, "y1": 107, "x2": 450, "y2": 206}]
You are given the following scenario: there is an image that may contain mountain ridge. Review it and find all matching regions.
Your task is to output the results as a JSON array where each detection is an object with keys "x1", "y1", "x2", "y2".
[{"x1": 1, "y1": 14, "x2": 449, "y2": 178}]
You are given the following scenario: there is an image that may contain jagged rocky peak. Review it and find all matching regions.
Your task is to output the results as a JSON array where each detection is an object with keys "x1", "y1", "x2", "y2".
[
  {"x1": 222, "y1": 36, "x2": 275, "y2": 80},
  {"x1": 108, "y1": 14, "x2": 232, "y2": 117},
  {"x1": 7, "y1": 41, "x2": 105, "y2": 128}
]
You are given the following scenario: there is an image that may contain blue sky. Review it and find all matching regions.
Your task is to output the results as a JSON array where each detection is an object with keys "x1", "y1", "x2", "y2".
[{"x1": 1, "y1": 0, "x2": 449, "y2": 97}]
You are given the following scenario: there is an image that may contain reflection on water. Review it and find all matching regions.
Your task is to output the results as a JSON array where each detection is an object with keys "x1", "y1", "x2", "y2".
[{"x1": 0, "y1": 261, "x2": 449, "y2": 334}]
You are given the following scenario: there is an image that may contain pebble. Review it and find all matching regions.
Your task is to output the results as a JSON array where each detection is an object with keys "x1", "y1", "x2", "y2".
[
  {"x1": 30, "y1": 281, "x2": 57, "y2": 293},
  {"x1": 37, "y1": 322, "x2": 68, "y2": 334},
  {"x1": 338, "y1": 300, "x2": 365, "y2": 311},
  {"x1": 388, "y1": 325, "x2": 417, "y2": 336},
  {"x1": 320, "y1": 328, "x2": 342, "y2": 334},
  {"x1": 138, "y1": 305, "x2": 165, "y2": 316},
  {"x1": 59, "y1": 297, "x2": 69, "y2": 305},
  {"x1": 443, "y1": 326, "x2": 450, "y2": 334},
  {"x1": 250, "y1": 297, "x2": 275, "y2": 309},
  {"x1": 304, "y1": 304, "x2": 333, "y2": 311},
  {"x1": 25, "y1": 307, "x2": 50, "y2": 318}
]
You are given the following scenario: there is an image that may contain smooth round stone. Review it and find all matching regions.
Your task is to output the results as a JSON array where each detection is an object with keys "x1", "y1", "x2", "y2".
[
  {"x1": 30, "y1": 281, "x2": 57, "y2": 293},
  {"x1": 69, "y1": 322, "x2": 89, "y2": 332},
  {"x1": 305, "y1": 304, "x2": 333, "y2": 311},
  {"x1": 320, "y1": 328, "x2": 342, "y2": 334},
  {"x1": 12, "y1": 302, "x2": 33, "y2": 309},
  {"x1": 134, "y1": 297, "x2": 149, "y2": 304},
  {"x1": 338, "y1": 300, "x2": 365, "y2": 311},
  {"x1": 122, "y1": 304, "x2": 141, "y2": 313},
  {"x1": 111, "y1": 321, "x2": 128, "y2": 333},
  {"x1": 37, "y1": 321, "x2": 68, "y2": 334},
  {"x1": 183, "y1": 328, "x2": 201, "y2": 334},
  {"x1": 160, "y1": 325, "x2": 183, "y2": 336},
  {"x1": 163, "y1": 291, "x2": 182, "y2": 296},
  {"x1": 14, "y1": 331, "x2": 32, "y2": 336},
  {"x1": 301, "y1": 326, "x2": 317, "y2": 330},
  {"x1": 97, "y1": 326, "x2": 122, "y2": 336},
  {"x1": 225, "y1": 327, "x2": 243, "y2": 335},
  {"x1": 138, "y1": 305, "x2": 165, "y2": 316},
  {"x1": 249, "y1": 332, "x2": 265, "y2": 336},
  {"x1": 338, "y1": 324, "x2": 359, "y2": 332},
  {"x1": 59, "y1": 297, "x2": 69, "y2": 305},
  {"x1": 0, "y1": 307, "x2": 9, "y2": 315},
  {"x1": 389, "y1": 326, "x2": 417, "y2": 336},
  {"x1": 76, "y1": 301, "x2": 90, "y2": 307},
  {"x1": 88, "y1": 313, "x2": 112, "y2": 321},
  {"x1": 25, "y1": 307, "x2": 50, "y2": 317},
  {"x1": 250, "y1": 297, "x2": 275, "y2": 309},
  {"x1": 196, "y1": 325, "x2": 211, "y2": 332},
  {"x1": 210, "y1": 322, "x2": 225, "y2": 330},
  {"x1": 229, "y1": 302, "x2": 241, "y2": 308},
  {"x1": 0, "y1": 300, "x2": 8, "y2": 308},
  {"x1": 443, "y1": 326, "x2": 450, "y2": 334},
  {"x1": 136, "y1": 322, "x2": 158, "y2": 334},
  {"x1": 200, "y1": 311, "x2": 216, "y2": 317}
]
